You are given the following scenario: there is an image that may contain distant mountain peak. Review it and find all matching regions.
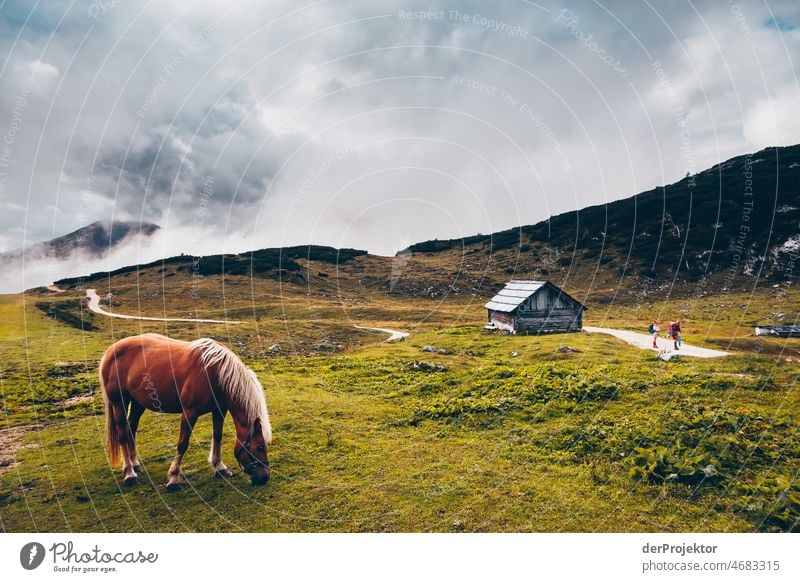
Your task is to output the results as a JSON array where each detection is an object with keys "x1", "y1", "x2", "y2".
[{"x1": 0, "y1": 220, "x2": 160, "y2": 262}]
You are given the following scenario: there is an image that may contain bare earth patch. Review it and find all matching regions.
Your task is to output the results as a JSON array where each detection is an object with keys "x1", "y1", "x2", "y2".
[
  {"x1": 0, "y1": 425, "x2": 39, "y2": 475},
  {"x1": 58, "y1": 394, "x2": 94, "y2": 407}
]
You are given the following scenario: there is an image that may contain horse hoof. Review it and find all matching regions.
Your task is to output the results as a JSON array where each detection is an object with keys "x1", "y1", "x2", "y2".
[
  {"x1": 165, "y1": 481, "x2": 183, "y2": 492},
  {"x1": 133, "y1": 465, "x2": 142, "y2": 473},
  {"x1": 214, "y1": 469, "x2": 233, "y2": 479},
  {"x1": 124, "y1": 476, "x2": 139, "y2": 487}
]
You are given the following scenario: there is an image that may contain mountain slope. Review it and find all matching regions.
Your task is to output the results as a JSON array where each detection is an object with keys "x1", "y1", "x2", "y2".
[{"x1": 410, "y1": 144, "x2": 800, "y2": 286}]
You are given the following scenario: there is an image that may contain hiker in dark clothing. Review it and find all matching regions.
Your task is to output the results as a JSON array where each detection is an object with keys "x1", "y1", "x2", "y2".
[{"x1": 668, "y1": 321, "x2": 682, "y2": 350}]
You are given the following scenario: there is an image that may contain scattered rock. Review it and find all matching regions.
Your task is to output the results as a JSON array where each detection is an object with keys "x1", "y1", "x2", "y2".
[
  {"x1": 408, "y1": 361, "x2": 447, "y2": 373},
  {"x1": 558, "y1": 345, "x2": 580, "y2": 353},
  {"x1": 313, "y1": 341, "x2": 343, "y2": 352},
  {"x1": 421, "y1": 345, "x2": 436, "y2": 352},
  {"x1": 510, "y1": 351, "x2": 519, "y2": 357},
  {"x1": 268, "y1": 344, "x2": 282, "y2": 353},
  {"x1": 436, "y1": 348, "x2": 450, "y2": 355},
  {"x1": 657, "y1": 352, "x2": 681, "y2": 362}
]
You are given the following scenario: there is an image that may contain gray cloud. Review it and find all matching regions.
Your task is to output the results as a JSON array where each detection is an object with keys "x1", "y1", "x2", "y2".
[{"x1": 0, "y1": 0, "x2": 798, "y2": 290}]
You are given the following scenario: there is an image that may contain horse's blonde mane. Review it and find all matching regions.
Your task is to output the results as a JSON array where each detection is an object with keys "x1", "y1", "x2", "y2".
[{"x1": 190, "y1": 338, "x2": 272, "y2": 443}]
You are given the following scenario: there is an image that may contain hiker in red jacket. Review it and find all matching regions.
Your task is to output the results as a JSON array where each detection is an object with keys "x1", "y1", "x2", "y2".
[{"x1": 669, "y1": 321, "x2": 682, "y2": 350}]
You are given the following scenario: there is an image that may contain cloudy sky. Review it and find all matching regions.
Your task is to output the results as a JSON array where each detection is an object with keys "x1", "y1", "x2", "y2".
[{"x1": 0, "y1": 0, "x2": 798, "y2": 286}]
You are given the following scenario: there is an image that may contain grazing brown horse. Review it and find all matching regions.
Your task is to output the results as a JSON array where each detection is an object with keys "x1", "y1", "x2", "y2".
[{"x1": 100, "y1": 333, "x2": 272, "y2": 489}]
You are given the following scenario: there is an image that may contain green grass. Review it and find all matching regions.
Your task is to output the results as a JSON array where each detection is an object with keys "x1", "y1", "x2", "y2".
[{"x1": 1, "y1": 288, "x2": 797, "y2": 532}]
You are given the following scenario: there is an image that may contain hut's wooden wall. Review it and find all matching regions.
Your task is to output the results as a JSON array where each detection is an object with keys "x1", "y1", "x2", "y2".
[{"x1": 514, "y1": 309, "x2": 583, "y2": 333}]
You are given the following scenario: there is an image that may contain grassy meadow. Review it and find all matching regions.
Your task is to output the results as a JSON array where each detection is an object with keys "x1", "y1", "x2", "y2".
[{"x1": 0, "y1": 264, "x2": 799, "y2": 532}]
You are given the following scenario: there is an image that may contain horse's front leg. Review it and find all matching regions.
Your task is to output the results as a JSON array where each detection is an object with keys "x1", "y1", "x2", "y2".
[
  {"x1": 209, "y1": 409, "x2": 233, "y2": 478},
  {"x1": 166, "y1": 413, "x2": 198, "y2": 491}
]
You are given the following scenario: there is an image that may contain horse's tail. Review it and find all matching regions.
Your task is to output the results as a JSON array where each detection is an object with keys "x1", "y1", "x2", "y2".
[{"x1": 99, "y1": 349, "x2": 122, "y2": 466}]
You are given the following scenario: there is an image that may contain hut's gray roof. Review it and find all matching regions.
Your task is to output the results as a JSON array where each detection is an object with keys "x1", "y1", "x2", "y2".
[{"x1": 484, "y1": 280, "x2": 546, "y2": 312}]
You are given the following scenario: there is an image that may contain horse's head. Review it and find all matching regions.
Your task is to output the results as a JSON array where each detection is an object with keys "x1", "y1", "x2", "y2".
[{"x1": 234, "y1": 416, "x2": 270, "y2": 485}]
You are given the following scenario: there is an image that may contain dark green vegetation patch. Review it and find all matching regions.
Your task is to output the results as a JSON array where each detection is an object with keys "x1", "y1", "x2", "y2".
[
  {"x1": 55, "y1": 245, "x2": 367, "y2": 287},
  {"x1": 35, "y1": 299, "x2": 98, "y2": 331}
]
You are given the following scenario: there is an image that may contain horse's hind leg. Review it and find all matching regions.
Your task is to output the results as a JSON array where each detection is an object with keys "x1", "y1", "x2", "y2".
[
  {"x1": 127, "y1": 401, "x2": 145, "y2": 474},
  {"x1": 112, "y1": 400, "x2": 139, "y2": 486},
  {"x1": 166, "y1": 413, "x2": 198, "y2": 491},
  {"x1": 209, "y1": 410, "x2": 232, "y2": 478}
]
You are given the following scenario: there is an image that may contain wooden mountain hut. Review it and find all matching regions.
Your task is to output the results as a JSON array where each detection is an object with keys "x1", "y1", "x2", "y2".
[{"x1": 484, "y1": 280, "x2": 585, "y2": 334}]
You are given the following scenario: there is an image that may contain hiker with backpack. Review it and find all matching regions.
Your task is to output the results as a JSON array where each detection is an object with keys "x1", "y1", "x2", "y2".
[
  {"x1": 668, "y1": 320, "x2": 682, "y2": 350},
  {"x1": 649, "y1": 320, "x2": 659, "y2": 348}
]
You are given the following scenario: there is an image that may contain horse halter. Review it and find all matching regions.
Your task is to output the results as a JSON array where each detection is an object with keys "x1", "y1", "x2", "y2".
[{"x1": 237, "y1": 424, "x2": 270, "y2": 473}]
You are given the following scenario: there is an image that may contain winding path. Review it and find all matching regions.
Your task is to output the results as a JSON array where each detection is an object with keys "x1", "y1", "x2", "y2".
[
  {"x1": 85, "y1": 289, "x2": 240, "y2": 324},
  {"x1": 84, "y1": 288, "x2": 405, "y2": 334},
  {"x1": 354, "y1": 325, "x2": 410, "y2": 342},
  {"x1": 84, "y1": 288, "x2": 725, "y2": 356},
  {"x1": 583, "y1": 326, "x2": 729, "y2": 358}
]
